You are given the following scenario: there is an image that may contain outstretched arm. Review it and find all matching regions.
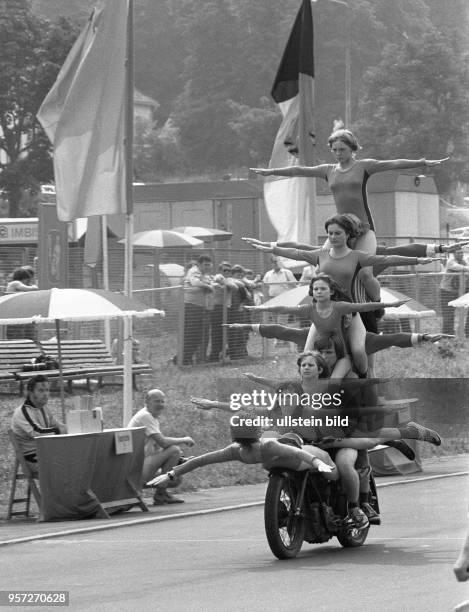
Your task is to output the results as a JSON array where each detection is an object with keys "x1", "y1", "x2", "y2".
[
  {"x1": 244, "y1": 304, "x2": 303, "y2": 315},
  {"x1": 360, "y1": 252, "x2": 441, "y2": 268},
  {"x1": 250, "y1": 164, "x2": 330, "y2": 179},
  {"x1": 242, "y1": 238, "x2": 320, "y2": 264},
  {"x1": 242, "y1": 372, "x2": 278, "y2": 390},
  {"x1": 190, "y1": 397, "x2": 232, "y2": 412},
  {"x1": 335, "y1": 298, "x2": 410, "y2": 315},
  {"x1": 365, "y1": 157, "x2": 449, "y2": 175},
  {"x1": 278, "y1": 241, "x2": 321, "y2": 251}
]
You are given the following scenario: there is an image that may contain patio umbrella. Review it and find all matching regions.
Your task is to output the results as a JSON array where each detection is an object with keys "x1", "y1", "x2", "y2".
[
  {"x1": 448, "y1": 292, "x2": 469, "y2": 308},
  {"x1": 119, "y1": 230, "x2": 203, "y2": 288},
  {"x1": 260, "y1": 285, "x2": 436, "y2": 320},
  {"x1": 171, "y1": 226, "x2": 233, "y2": 241},
  {"x1": 0, "y1": 288, "x2": 163, "y2": 420},
  {"x1": 124, "y1": 229, "x2": 203, "y2": 248}
]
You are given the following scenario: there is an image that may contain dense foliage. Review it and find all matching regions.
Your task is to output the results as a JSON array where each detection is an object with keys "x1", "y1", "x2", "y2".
[{"x1": 0, "y1": 0, "x2": 78, "y2": 215}]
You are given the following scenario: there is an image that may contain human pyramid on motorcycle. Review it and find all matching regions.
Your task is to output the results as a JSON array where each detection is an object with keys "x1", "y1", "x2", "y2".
[{"x1": 148, "y1": 125, "x2": 447, "y2": 557}]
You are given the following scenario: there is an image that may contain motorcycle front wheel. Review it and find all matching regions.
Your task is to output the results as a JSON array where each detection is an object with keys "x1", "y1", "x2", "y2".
[
  {"x1": 336, "y1": 524, "x2": 369, "y2": 548},
  {"x1": 264, "y1": 474, "x2": 305, "y2": 559}
]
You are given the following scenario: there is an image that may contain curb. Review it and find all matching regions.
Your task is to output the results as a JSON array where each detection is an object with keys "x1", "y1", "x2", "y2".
[{"x1": 1, "y1": 469, "x2": 467, "y2": 548}]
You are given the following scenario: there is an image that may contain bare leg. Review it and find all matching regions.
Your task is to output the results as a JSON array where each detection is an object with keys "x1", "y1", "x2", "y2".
[
  {"x1": 358, "y1": 267, "x2": 381, "y2": 301},
  {"x1": 260, "y1": 438, "x2": 338, "y2": 481},
  {"x1": 354, "y1": 230, "x2": 377, "y2": 255},
  {"x1": 347, "y1": 313, "x2": 368, "y2": 374},
  {"x1": 142, "y1": 445, "x2": 182, "y2": 486},
  {"x1": 335, "y1": 447, "x2": 360, "y2": 504},
  {"x1": 330, "y1": 356, "x2": 353, "y2": 379},
  {"x1": 304, "y1": 323, "x2": 317, "y2": 352},
  {"x1": 147, "y1": 443, "x2": 252, "y2": 486}
]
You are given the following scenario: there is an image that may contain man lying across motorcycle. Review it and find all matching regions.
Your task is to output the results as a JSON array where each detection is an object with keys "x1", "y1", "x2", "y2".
[
  {"x1": 146, "y1": 381, "x2": 340, "y2": 490},
  {"x1": 244, "y1": 351, "x2": 441, "y2": 530}
]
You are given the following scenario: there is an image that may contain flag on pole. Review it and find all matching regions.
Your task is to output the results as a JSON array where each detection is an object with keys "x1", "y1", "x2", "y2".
[
  {"x1": 263, "y1": 0, "x2": 316, "y2": 244},
  {"x1": 37, "y1": 0, "x2": 128, "y2": 222}
]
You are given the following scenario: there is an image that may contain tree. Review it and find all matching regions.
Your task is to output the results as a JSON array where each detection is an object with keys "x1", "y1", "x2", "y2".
[
  {"x1": 0, "y1": 1, "x2": 77, "y2": 216},
  {"x1": 355, "y1": 30, "x2": 469, "y2": 193}
]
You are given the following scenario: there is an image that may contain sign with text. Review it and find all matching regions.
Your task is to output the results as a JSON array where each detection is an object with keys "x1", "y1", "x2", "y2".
[
  {"x1": 114, "y1": 430, "x2": 133, "y2": 455},
  {"x1": 0, "y1": 219, "x2": 38, "y2": 244}
]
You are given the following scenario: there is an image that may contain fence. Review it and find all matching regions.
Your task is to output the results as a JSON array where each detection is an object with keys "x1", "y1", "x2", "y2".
[
  {"x1": 38, "y1": 269, "x2": 465, "y2": 371},
  {"x1": 0, "y1": 244, "x2": 468, "y2": 369}
]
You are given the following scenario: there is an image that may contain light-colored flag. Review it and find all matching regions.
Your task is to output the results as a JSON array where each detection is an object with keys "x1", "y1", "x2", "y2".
[
  {"x1": 37, "y1": 0, "x2": 128, "y2": 222},
  {"x1": 264, "y1": 0, "x2": 316, "y2": 244}
]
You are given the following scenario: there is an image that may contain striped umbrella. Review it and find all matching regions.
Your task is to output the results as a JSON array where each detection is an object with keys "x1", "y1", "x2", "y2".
[
  {"x1": 122, "y1": 229, "x2": 203, "y2": 248},
  {"x1": 0, "y1": 288, "x2": 163, "y2": 323},
  {"x1": 171, "y1": 226, "x2": 232, "y2": 241},
  {"x1": 0, "y1": 289, "x2": 163, "y2": 416}
]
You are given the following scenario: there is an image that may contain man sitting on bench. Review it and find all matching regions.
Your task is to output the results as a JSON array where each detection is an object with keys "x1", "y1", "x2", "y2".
[{"x1": 10, "y1": 375, "x2": 66, "y2": 475}]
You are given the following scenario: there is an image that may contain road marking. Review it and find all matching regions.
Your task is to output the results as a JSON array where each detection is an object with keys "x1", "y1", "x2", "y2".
[{"x1": 1, "y1": 470, "x2": 467, "y2": 547}]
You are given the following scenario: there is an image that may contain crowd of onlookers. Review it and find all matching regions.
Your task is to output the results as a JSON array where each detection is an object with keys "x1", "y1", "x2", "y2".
[
  {"x1": 179, "y1": 246, "x2": 469, "y2": 366},
  {"x1": 181, "y1": 254, "x2": 300, "y2": 365}
]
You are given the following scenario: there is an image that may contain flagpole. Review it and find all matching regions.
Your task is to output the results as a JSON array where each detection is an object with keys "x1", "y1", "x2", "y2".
[
  {"x1": 123, "y1": 0, "x2": 134, "y2": 426},
  {"x1": 101, "y1": 214, "x2": 111, "y2": 352}
]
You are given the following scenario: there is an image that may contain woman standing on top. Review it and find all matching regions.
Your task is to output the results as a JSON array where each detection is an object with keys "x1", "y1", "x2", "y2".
[{"x1": 251, "y1": 121, "x2": 448, "y2": 255}]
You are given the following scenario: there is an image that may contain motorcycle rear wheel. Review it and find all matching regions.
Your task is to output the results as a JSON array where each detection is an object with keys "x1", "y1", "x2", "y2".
[{"x1": 264, "y1": 474, "x2": 305, "y2": 559}]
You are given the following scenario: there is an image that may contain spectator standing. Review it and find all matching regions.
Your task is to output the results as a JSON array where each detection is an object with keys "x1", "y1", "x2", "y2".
[
  {"x1": 208, "y1": 261, "x2": 235, "y2": 362},
  {"x1": 182, "y1": 255, "x2": 213, "y2": 365},
  {"x1": 128, "y1": 389, "x2": 194, "y2": 505},
  {"x1": 6, "y1": 267, "x2": 39, "y2": 340},
  {"x1": 262, "y1": 256, "x2": 297, "y2": 344},
  {"x1": 227, "y1": 265, "x2": 252, "y2": 359},
  {"x1": 439, "y1": 249, "x2": 469, "y2": 335}
]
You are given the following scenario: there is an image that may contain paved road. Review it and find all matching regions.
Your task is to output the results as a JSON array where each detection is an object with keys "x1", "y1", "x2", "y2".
[{"x1": 2, "y1": 475, "x2": 469, "y2": 612}]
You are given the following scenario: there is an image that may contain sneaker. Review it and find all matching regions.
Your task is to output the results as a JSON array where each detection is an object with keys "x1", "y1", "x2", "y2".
[
  {"x1": 163, "y1": 490, "x2": 184, "y2": 504},
  {"x1": 344, "y1": 507, "x2": 369, "y2": 530},
  {"x1": 385, "y1": 440, "x2": 416, "y2": 461},
  {"x1": 405, "y1": 422, "x2": 442, "y2": 446},
  {"x1": 361, "y1": 502, "x2": 381, "y2": 525}
]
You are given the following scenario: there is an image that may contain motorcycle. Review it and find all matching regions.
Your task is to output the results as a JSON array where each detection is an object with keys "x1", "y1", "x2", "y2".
[{"x1": 264, "y1": 466, "x2": 380, "y2": 559}]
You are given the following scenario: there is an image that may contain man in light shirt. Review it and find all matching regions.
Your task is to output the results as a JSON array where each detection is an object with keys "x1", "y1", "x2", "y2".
[
  {"x1": 439, "y1": 249, "x2": 469, "y2": 335},
  {"x1": 128, "y1": 389, "x2": 195, "y2": 505},
  {"x1": 262, "y1": 256, "x2": 296, "y2": 333}
]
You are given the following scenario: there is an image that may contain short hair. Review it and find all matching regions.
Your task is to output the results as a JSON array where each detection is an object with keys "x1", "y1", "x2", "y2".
[
  {"x1": 313, "y1": 333, "x2": 346, "y2": 361},
  {"x1": 327, "y1": 124, "x2": 359, "y2": 152},
  {"x1": 12, "y1": 267, "x2": 31, "y2": 282},
  {"x1": 309, "y1": 273, "x2": 351, "y2": 303},
  {"x1": 296, "y1": 351, "x2": 331, "y2": 379},
  {"x1": 145, "y1": 388, "x2": 164, "y2": 404},
  {"x1": 26, "y1": 375, "x2": 49, "y2": 393},
  {"x1": 21, "y1": 265, "x2": 35, "y2": 278},
  {"x1": 197, "y1": 255, "x2": 212, "y2": 265},
  {"x1": 218, "y1": 261, "x2": 232, "y2": 271},
  {"x1": 231, "y1": 264, "x2": 245, "y2": 274}
]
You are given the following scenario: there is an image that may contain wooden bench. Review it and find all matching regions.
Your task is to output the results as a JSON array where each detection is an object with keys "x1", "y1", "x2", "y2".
[
  {"x1": 13, "y1": 339, "x2": 153, "y2": 392},
  {"x1": 0, "y1": 340, "x2": 43, "y2": 389}
]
